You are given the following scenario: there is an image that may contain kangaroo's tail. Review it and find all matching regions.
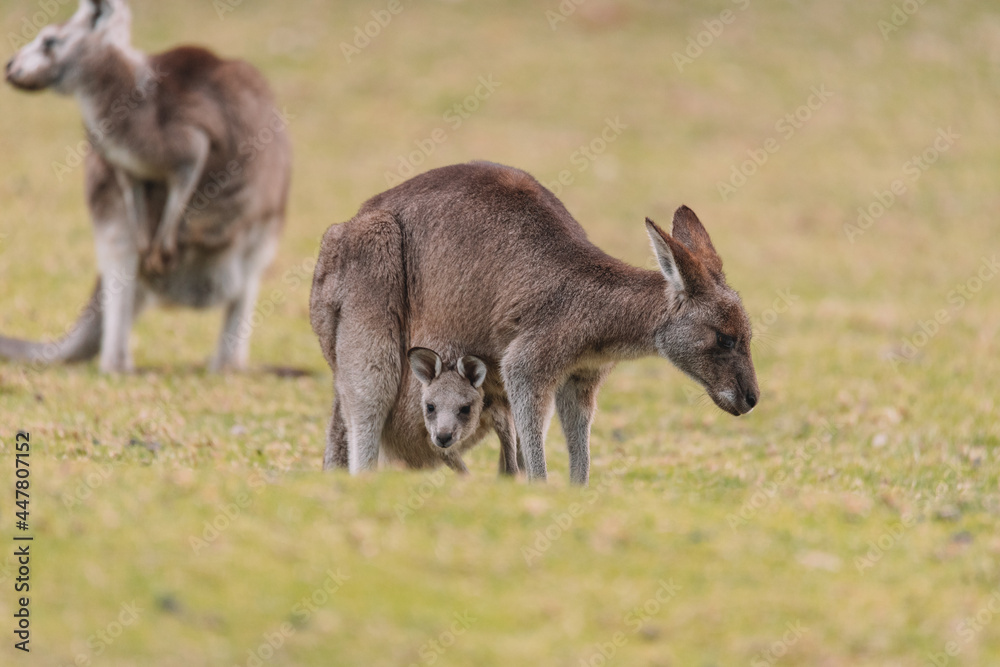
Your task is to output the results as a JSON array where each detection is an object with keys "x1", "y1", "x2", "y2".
[{"x1": 0, "y1": 278, "x2": 103, "y2": 364}]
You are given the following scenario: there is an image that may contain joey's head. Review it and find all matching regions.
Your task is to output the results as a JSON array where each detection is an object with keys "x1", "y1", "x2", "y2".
[
  {"x1": 408, "y1": 347, "x2": 487, "y2": 450},
  {"x1": 5, "y1": 0, "x2": 133, "y2": 93},
  {"x1": 646, "y1": 206, "x2": 759, "y2": 416}
]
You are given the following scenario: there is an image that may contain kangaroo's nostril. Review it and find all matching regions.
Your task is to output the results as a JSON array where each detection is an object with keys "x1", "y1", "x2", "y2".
[
  {"x1": 436, "y1": 433, "x2": 453, "y2": 447},
  {"x1": 746, "y1": 391, "x2": 758, "y2": 409},
  {"x1": 4, "y1": 59, "x2": 13, "y2": 74}
]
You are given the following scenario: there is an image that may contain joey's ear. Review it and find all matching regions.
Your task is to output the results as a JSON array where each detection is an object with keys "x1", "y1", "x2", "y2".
[
  {"x1": 671, "y1": 206, "x2": 723, "y2": 276},
  {"x1": 457, "y1": 356, "x2": 487, "y2": 389},
  {"x1": 645, "y1": 217, "x2": 713, "y2": 297},
  {"x1": 408, "y1": 347, "x2": 442, "y2": 386}
]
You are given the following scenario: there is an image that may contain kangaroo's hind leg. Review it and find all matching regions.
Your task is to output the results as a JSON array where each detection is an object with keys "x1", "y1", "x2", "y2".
[
  {"x1": 335, "y1": 312, "x2": 402, "y2": 474},
  {"x1": 330, "y1": 209, "x2": 408, "y2": 474},
  {"x1": 211, "y1": 222, "x2": 280, "y2": 372},
  {"x1": 324, "y1": 391, "x2": 349, "y2": 470}
]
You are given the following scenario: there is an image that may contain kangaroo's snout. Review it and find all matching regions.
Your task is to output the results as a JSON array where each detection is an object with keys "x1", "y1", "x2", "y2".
[
  {"x1": 436, "y1": 433, "x2": 453, "y2": 448},
  {"x1": 730, "y1": 381, "x2": 759, "y2": 415},
  {"x1": 5, "y1": 58, "x2": 15, "y2": 79}
]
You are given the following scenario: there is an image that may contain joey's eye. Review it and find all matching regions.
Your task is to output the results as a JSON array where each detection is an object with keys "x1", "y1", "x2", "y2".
[
  {"x1": 717, "y1": 332, "x2": 736, "y2": 350},
  {"x1": 426, "y1": 403, "x2": 435, "y2": 414},
  {"x1": 459, "y1": 405, "x2": 471, "y2": 416}
]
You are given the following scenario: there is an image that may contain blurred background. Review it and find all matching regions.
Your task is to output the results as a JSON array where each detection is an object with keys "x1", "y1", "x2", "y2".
[{"x1": 0, "y1": 1, "x2": 998, "y2": 665}]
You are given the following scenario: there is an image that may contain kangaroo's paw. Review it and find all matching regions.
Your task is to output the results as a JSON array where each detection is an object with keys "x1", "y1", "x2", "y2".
[{"x1": 142, "y1": 242, "x2": 176, "y2": 275}]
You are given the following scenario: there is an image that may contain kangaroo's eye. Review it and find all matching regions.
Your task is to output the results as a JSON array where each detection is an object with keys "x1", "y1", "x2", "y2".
[
  {"x1": 426, "y1": 403, "x2": 435, "y2": 414},
  {"x1": 42, "y1": 36, "x2": 58, "y2": 53},
  {"x1": 459, "y1": 405, "x2": 471, "y2": 416},
  {"x1": 717, "y1": 332, "x2": 736, "y2": 350}
]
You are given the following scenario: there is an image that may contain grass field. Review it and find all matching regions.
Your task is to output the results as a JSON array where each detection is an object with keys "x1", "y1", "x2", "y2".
[{"x1": 1, "y1": 0, "x2": 999, "y2": 665}]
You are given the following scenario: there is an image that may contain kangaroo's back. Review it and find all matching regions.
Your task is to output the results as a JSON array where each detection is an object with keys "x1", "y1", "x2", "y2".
[
  {"x1": 149, "y1": 47, "x2": 282, "y2": 149},
  {"x1": 148, "y1": 46, "x2": 291, "y2": 220},
  {"x1": 361, "y1": 162, "x2": 623, "y2": 354}
]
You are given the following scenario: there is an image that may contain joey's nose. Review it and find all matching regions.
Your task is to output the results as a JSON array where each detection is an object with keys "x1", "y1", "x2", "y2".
[
  {"x1": 436, "y1": 433, "x2": 453, "y2": 448},
  {"x1": 5, "y1": 59, "x2": 13, "y2": 76},
  {"x1": 745, "y1": 390, "x2": 758, "y2": 410}
]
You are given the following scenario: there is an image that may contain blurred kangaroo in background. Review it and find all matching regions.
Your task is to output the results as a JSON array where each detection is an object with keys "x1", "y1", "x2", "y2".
[
  {"x1": 310, "y1": 212, "x2": 520, "y2": 475},
  {"x1": 311, "y1": 162, "x2": 758, "y2": 484},
  {"x1": 2, "y1": 0, "x2": 291, "y2": 372}
]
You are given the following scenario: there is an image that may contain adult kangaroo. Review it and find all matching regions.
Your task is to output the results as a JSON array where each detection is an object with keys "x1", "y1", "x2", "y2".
[
  {"x1": 312, "y1": 161, "x2": 758, "y2": 484},
  {"x1": 2, "y1": 0, "x2": 291, "y2": 372}
]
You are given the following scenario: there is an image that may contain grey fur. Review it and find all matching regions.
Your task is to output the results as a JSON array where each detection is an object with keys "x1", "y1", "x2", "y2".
[
  {"x1": 409, "y1": 347, "x2": 518, "y2": 475},
  {"x1": 311, "y1": 161, "x2": 759, "y2": 484},
  {"x1": 2, "y1": 0, "x2": 291, "y2": 372},
  {"x1": 310, "y1": 210, "x2": 519, "y2": 476}
]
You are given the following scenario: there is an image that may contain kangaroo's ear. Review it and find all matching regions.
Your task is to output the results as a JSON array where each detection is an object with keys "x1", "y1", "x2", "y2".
[
  {"x1": 408, "y1": 347, "x2": 442, "y2": 385},
  {"x1": 671, "y1": 206, "x2": 723, "y2": 276},
  {"x1": 457, "y1": 356, "x2": 487, "y2": 389},
  {"x1": 84, "y1": 0, "x2": 130, "y2": 37},
  {"x1": 85, "y1": 0, "x2": 111, "y2": 27},
  {"x1": 645, "y1": 217, "x2": 712, "y2": 297}
]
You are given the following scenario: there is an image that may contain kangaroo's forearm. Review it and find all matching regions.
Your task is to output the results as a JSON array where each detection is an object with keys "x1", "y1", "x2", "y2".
[{"x1": 155, "y1": 130, "x2": 211, "y2": 251}]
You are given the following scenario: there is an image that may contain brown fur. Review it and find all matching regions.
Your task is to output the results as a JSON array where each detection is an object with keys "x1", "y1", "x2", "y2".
[
  {"x1": 311, "y1": 161, "x2": 758, "y2": 483},
  {"x1": 310, "y1": 211, "x2": 518, "y2": 475},
  {"x1": 2, "y1": 0, "x2": 291, "y2": 372}
]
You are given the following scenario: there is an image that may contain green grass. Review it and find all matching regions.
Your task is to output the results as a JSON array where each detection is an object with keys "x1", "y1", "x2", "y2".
[{"x1": 1, "y1": 0, "x2": 999, "y2": 664}]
